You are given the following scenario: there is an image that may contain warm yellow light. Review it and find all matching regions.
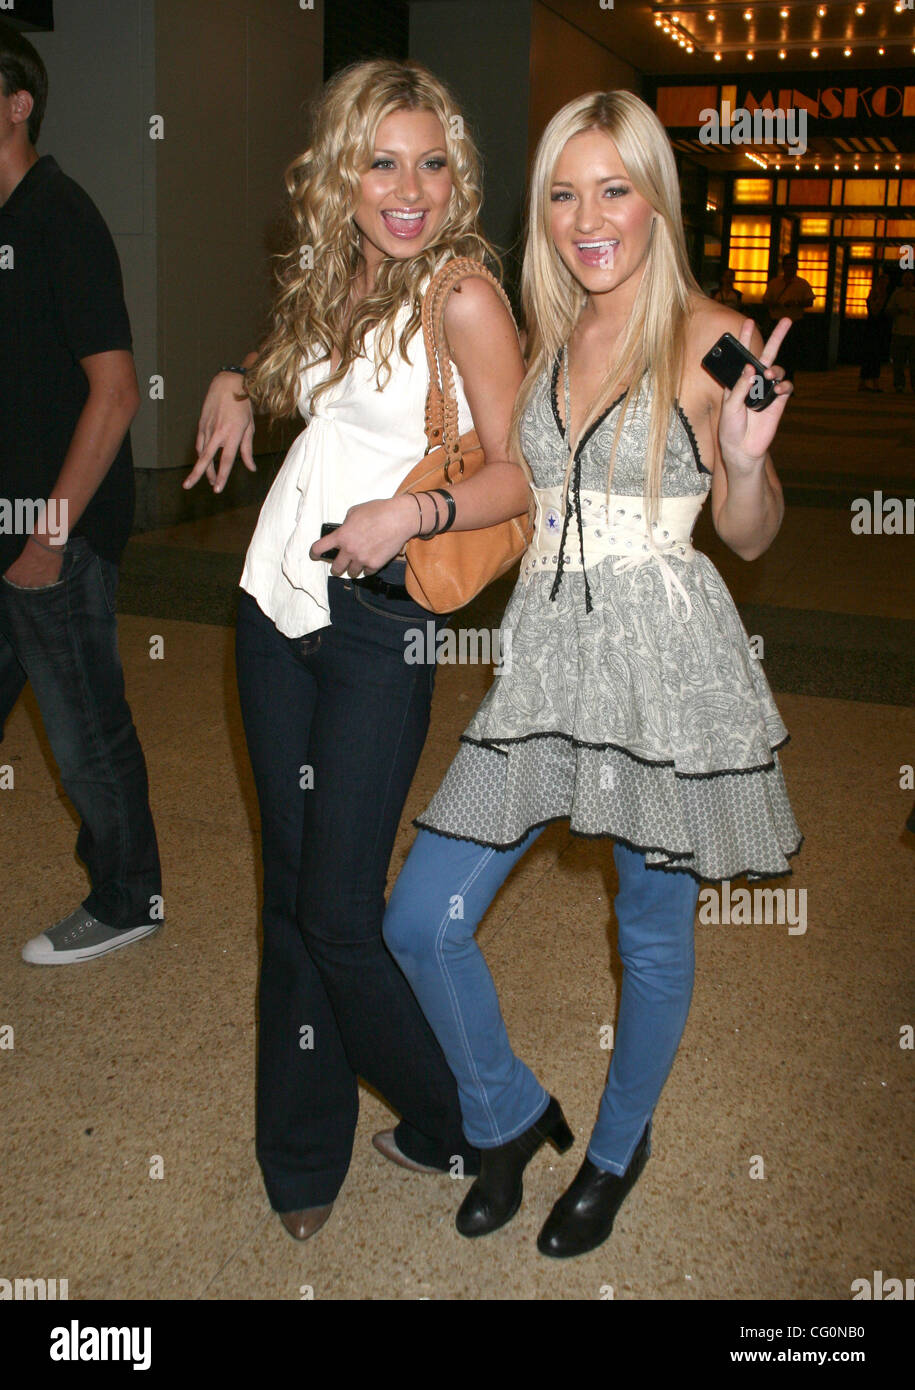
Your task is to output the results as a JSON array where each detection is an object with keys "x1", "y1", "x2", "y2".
[
  {"x1": 877, "y1": 47, "x2": 885, "y2": 56},
  {"x1": 844, "y1": 47, "x2": 852, "y2": 57},
  {"x1": 707, "y1": 10, "x2": 715, "y2": 19},
  {"x1": 855, "y1": 4, "x2": 864, "y2": 13},
  {"x1": 686, "y1": 44, "x2": 694, "y2": 53},
  {"x1": 744, "y1": 8, "x2": 753, "y2": 20},
  {"x1": 714, "y1": 51, "x2": 722, "y2": 60},
  {"x1": 817, "y1": 4, "x2": 826, "y2": 15},
  {"x1": 834, "y1": 162, "x2": 840, "y2": 170},
  {"x1": 814, "y1": 163, "x2": 820, "y2": 170},
  {"x1": 810, "y1": 48, "x2": 819, "y2": 58},
  {"x1": 655, "y1": 17, "x2": 663, "y2": 26},
  {"x1": 747, "y1": 50, "x2": 755, "y2": 60},
  {"x1": 780, "y1": 6, "x2": 789, "y2": 16},
  {"x1": 778, "y1": 49, "x2": 787, "y2": 59}
]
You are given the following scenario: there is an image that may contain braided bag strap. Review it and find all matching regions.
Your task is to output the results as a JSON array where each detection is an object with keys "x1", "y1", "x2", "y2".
[{"x1": 420, "y1": 257, "x2": 515, "y2": 478}]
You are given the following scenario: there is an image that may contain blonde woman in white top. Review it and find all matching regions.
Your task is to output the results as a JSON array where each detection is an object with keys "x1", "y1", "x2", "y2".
[{"x1": 185, "y1": 60, "x2": 528, "y2": 1242}]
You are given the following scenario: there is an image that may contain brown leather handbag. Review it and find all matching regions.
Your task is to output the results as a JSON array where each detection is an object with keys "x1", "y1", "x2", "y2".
[{"x1": 394, "y1": 256, "x2": 532, "y2": 612}]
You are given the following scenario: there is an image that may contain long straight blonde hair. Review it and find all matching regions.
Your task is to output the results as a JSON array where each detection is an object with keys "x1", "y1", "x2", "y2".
[
  {"x1": 511, "y1": 91, "x2": 701, "y2": 522},
  {"x1": 247, "y1": 59, "x2": 497, "y2": 420}
]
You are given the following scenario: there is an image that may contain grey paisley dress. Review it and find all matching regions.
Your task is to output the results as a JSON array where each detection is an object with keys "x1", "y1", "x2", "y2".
[{"x1": 415, "y1": 354, "x2": 802, "y2": 882}]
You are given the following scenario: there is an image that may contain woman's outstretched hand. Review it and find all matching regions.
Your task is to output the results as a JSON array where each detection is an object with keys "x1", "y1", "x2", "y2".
[
  {"x1": 717, "y1": 316, "x2": 794, "y2": 474},
  {"x1": 184, "y1": 372, "x2": 256, "y2": 493}
]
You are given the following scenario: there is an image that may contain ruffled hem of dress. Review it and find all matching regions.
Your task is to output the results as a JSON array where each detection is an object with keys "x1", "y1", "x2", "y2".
[
  {"x1": 459, "y1": 728, "x2": 792, "y2": 780},
  {"x1": 413, "y1": 814, "x2": 805, "y2": 884}
]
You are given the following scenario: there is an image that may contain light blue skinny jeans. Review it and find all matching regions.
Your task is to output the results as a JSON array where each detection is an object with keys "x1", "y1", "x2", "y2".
[{"x1": 384, "y1": 827, "x2": 699, "y2": 1175}]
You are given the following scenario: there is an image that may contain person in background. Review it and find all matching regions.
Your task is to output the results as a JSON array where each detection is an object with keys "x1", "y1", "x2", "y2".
[
  {"x1": 0, "y1": 22, "x2": 161, "y2": 965},
  {"x1": 712, "y1": 265, "x2": 742, "y2": 307},
  {"x1": 858, "y1": 270, "x2": 892, "y2": 394},
  {"x1": 886, "y1": 269, "x2": 915, "y2": 394},
  {"x1": 763, "y1": 254, "x2": 814, "y2": 383}
]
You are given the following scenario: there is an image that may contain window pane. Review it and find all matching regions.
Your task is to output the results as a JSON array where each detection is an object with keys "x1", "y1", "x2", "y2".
[
  {"x1": 789, "y1": 179, "x2": 829, "y2": 206},
  {"x1": 800, "y1": 217, "x2": 831, "y2": 235},
  {"x1": 843, "y1": 180, "x2": 886, "y2": 206},
  {"x1": 734, "y1": 178, "x2": 773, "y2": 204},
  {"x1": 841, "y1": 218, "x2": 875, "y2": 237},
  {"x1": 798, "y1": 246, "x2": 828, "y2": 310},
  {"x1": 729, "y1": 216, "x2": 771, "y2": 300},
  {"x1": 846, "y1": 267, "x2": 871, "y2": 320}
]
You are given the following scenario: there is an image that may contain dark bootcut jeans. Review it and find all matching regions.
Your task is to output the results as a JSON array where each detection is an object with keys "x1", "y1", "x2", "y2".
[
  {"x1": 236, "y1": 567, "x2": 479, "y2": 1212},
  {"x1": 0, "y1": 536, "x2": 161, "y2": 929}
]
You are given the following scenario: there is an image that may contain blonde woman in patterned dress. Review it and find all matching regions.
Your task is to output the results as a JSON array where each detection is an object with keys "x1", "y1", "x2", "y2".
[{"x1": 383, "y1": 91, "x2": 801, "y2": 1259}]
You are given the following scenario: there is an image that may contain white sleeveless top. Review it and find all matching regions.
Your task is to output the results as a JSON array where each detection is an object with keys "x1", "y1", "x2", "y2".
[{"x1": 240, "y1": 295, "x2": 475, "y2": 638}]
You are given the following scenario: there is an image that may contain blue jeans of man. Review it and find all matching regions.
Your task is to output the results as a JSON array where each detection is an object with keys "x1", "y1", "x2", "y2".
[
  {"x1": 235, "y1": 573, "x2": 478, "y2": 1212},
  {"x1": 0, "y1": 536, "x2": 161, "y2": 929},
  {"x1": 384, "y1": 827, "x2": 699, "y2": 1174}
]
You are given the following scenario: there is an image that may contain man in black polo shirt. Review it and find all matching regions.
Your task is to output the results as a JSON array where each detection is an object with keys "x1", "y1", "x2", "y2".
[{"x1": 0, "y1": 24, "x2": 161, "y2": 963}]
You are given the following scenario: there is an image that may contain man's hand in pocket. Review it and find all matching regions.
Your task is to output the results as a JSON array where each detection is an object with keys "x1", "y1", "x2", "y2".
[{"x1": 3, "y1": 538, "x2": 65, "y2": 588}]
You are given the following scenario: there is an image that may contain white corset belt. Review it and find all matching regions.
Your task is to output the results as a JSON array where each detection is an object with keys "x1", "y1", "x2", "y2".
[{"x1": 521, "y1": 486, "x2": 707, "y2": 620}]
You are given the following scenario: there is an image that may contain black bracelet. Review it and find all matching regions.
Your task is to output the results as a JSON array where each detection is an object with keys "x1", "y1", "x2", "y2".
[
  {"x1": 430, "y1": 488, "x2": 457, "y2": 534},
  {"x1": 422, "y1": 492, "x2": 443, "y2": 538},
  {"x1": 219, "y1": 365, "x2": 248, "y2": 376}
]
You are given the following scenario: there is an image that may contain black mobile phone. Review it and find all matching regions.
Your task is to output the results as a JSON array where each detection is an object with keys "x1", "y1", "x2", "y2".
[
  {"x1": 319, "y1": 521, "x2": 343, "y2": 561},
  {"x1": 701, "y1": 332, "x2": 778, "y2": 411}
]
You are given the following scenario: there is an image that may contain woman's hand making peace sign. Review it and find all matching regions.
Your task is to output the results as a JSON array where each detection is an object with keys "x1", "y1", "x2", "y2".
[{"x1": 716, "y1": 315, "x2": 794, "y2": 477}]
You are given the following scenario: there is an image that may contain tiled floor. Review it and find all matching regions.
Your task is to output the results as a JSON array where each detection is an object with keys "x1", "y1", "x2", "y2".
[{"x1": 2, "y1": 367, "x2": 913, "y2": 1300}]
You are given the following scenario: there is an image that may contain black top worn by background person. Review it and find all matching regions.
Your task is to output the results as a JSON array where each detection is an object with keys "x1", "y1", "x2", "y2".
[{"x1": 0, "y1": 154, "x2": 134, "y2": 574}]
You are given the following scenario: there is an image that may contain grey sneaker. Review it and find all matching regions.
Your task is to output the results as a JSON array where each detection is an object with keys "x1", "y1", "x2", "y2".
[{"x1": 21, "y1": 907, "x2": 162, "y2": 965}]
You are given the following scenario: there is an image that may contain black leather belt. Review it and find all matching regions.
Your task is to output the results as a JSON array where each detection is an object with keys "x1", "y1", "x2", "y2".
[{"x1": 352, "y1": 572, "x2": 411, "y2": 601}]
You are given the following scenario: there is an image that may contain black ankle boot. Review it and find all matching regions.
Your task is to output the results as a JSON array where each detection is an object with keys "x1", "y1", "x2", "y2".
[
  {"x1": 456, "y1": 1097, "x2": 574, "y2": 1238},
  {"x1": 537, "y1": 1124, "x2": 650, "y2": 1258}
]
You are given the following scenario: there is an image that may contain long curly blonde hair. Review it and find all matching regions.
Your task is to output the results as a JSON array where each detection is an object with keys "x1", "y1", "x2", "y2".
[
  {"x1": 511, "y1": 91, "x2": 702, "y2": 524},
  {"x1": 247, "y1": 59, "x2": 497, "y2": 420}
]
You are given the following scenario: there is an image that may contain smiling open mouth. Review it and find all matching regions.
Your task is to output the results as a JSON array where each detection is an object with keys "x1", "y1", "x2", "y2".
[
  {"x1": 575, "y1": 239, "x2": 619, "y2": 267},
  {"x1": 381, "y1": 209, "x2": 428, "y2": 239}
]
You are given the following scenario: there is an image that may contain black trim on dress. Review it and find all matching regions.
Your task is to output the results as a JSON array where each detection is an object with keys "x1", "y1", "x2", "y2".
[
  {"x1": 457, "y1": 728, "x2": 792, "y2": 779},
  {"x1": 412, "y1": 814, "x2": 804, "y2": 884}
]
